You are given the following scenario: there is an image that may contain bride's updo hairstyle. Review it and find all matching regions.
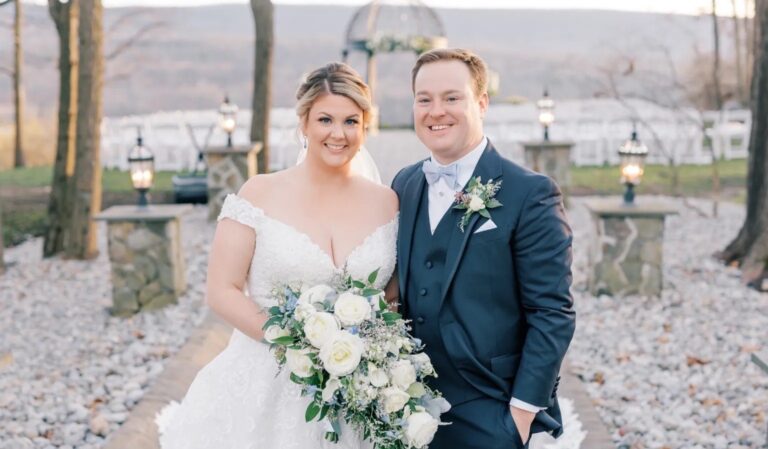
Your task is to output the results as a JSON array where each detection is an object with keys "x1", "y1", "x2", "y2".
[{"x1": 295, "y1": 62, "x2": 372, "y2": 129}]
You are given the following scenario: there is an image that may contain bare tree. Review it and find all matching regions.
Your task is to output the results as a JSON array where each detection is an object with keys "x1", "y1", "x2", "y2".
[
  {"x1": 0, "y1": 0, "x2": 25, "y2": 167},
  {"x1": 0, "y1": 206, "x2": 5, "y2": 275},
  {"x1": 719, "y1": 0, "x2": 768, "y2": 290},
  {"x1": 732, "y1": 0, "x2": 747, "y2": 103},
  {"x1": 65, "y1": 0, "x2": 103, "y2": 259},
  {"x1": 250, "y1": 0, "x2": 273, "y2": 174},
  {"x1": 44, "y1": 0, "x2": 79, "y2": 257}
]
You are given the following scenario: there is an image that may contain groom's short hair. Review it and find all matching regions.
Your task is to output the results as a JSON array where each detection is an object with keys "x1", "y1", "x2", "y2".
[{"x1": 411, "y1": 48, "x2": 488, "y2": 97}]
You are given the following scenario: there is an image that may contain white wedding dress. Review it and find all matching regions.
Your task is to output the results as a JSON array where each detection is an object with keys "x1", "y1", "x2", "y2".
[{"x1": 156, "y1": 194, "x2": 397, "y2": 449}]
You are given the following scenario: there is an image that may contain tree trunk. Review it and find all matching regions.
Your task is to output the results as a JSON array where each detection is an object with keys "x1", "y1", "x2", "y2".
[
  {"x1": 65, "y1": 0, "x2": 102, "y2": 259},
  {"x1": 250, "y1": 0, "x2": 273, "y2": 174},
  {"x1": 0, "y1": 206, "x2": 5, "y2": 275},
  {"x1": 720, "y1": 0, "x2": 768, "y2": 290},
  {"x1": 44, "y1": 0, "x2": 79, "y2": 258},
  {"x1": 13, "y1": 0, "x2": 25, "y2": 168},
  {"x1": 712, "y1": 0, "x2": 724, "y2": 110},
  {"x1": 732, "y1": 0, "x2": 747, "y2": 104}
]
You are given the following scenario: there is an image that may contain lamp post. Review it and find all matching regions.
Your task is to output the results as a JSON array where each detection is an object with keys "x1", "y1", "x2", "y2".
[
  {"x1": 537, "y1": 88, "x2": 555, "y2": 141},
  {"x1": 128, "y1": 130, "x2": 155, "y2": 208},
  {"x1": 618, "y1": 128, "x2": 649, "y2": 205},
  {"x1": 218, "y1": 95, "x2": 238, "y2": 147}
]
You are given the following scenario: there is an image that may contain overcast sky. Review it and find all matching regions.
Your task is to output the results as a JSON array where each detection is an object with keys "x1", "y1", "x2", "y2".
[{"x1": 50, "y1": 0, "x2": 750, "y2": 17}]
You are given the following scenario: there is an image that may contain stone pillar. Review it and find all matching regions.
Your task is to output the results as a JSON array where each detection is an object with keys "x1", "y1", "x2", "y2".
[
  {"x1": 585, "y1": 199, "x2": 678, "y2": 297},
  {"x1": 522, "y1": 141, "x2": 574, "y2": 199},
  {"x1": 95, "y1": 205, "x2": 191, "y2": 316},
  {"x1": 201, "y1": 143, "x2": 261, "y2": 221}
]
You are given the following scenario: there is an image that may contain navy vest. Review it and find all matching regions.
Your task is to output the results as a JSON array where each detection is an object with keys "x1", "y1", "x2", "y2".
[{"x1": 406, "y1": 186, "x2": 482, "y2": 405}]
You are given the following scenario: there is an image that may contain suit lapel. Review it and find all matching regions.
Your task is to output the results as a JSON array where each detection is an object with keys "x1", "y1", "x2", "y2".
[
  {"x1": 398, "y1": 166, "x2": 427, "y2": 297},
  {"x1": 439, "y1": 142, "x2": 504, "y2": 305}
]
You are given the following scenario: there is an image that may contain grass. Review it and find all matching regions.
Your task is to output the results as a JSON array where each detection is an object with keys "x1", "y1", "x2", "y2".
[
  {"x1": 0, "y1": 166, "x2": 178, "y2": 192},
  {"x1": 571, "y1": 159, "x2": 747, "y2": 197}
]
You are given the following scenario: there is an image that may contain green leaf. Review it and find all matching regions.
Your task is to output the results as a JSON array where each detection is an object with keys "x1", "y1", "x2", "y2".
[
  {"x1": 290, "y1": 372, "x2": 306, "y2": 385},
  {"x1": 486, "y1": 199, "x2": 502, "y2": 208},
  {"x1": 453, "y1": 203, "x2": 467, "y2": 210},
  {"x1": 351, "y1": 280, "x2": 366, "y2": 289},
  {"x1": 268, "y1": 306, "x2": 282, "y2": 316},
  {"x1": 382, "y1": 312, "x2": 401, "y2": 324},
  {"x1": 478, "y1": 209, "x2": 491, "y2": 219},
  {"x1": 305, "y1": 402, "x2": 321, "y2": 422},
  {"x1": 367, "y1": 268, "x2": 380, "y2": 285},
  {"x1": 379, "y1": 297, "x2": 388, "y2": 311},
  {"x1": 262, "y1": 316, "x2": 282, "y2": 330},
  {"x1": 271, "y1": 336, "x2": 295, "y2": 346},
  {"x1": 362, "y1": 288, "x2": 380, "y2": 297},
  {"x1": 319, "y1": 404, "x2": 330, "y2": 421}
]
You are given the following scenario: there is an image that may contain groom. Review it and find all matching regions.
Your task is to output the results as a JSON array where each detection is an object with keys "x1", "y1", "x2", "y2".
[{"x1": 391, "y1": 48, "x2": 575, "y2": 449}]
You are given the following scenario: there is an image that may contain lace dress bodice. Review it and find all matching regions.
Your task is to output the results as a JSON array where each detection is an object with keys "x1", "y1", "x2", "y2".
[
  {"x1": 157, "y1": 194, "x2": 397, "y2": 449},
  {"x1": 217, "y1": 194, "x2": 398, "y2": 306}
]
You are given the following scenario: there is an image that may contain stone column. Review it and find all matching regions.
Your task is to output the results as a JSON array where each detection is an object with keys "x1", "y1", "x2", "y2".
[
  {"x1": 201, "y1": 143, "x2": 262, "y2": 221},
  {"x1": 95, "y1": 205, "x2": 191, "y2": 316},
  {"x1": 585, "y1": 199, "x2": 678, "y2": 297},
  {"x1": 522, "y1": 141, "x2": 574, "y2": 199}
]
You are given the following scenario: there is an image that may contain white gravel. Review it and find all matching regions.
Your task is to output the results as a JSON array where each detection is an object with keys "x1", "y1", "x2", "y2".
[
  {"x1": 0, "y1": 206, "x2": 211, "y2": 449},
  {"x1": 567, "y1": 197, "x2": 768, "y2": 449},
  {"x1": 1, "y1": 197, "x2": 766, "y2": 449}
]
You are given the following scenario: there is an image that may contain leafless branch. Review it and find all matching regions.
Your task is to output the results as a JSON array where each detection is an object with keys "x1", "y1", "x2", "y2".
[
  {"x1": 104, "y1": 71, "x2": 132, "y2": 85},
  {"x1": 106, "y1": 9, "x2": 154, "y2": 37},
  {"x1": 0, "y1": 0, "x2": 13, "y2": 8},
  {"x1": 105, "y1": 21, "x2": 166, "y2": 61}
]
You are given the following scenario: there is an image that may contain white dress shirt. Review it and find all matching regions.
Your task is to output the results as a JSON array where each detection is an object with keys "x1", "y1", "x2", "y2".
[{"x1": 425, "y1": 137, "x2": 545, "y2": 414}]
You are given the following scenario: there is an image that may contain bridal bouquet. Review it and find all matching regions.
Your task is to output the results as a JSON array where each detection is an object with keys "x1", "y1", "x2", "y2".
[{"x1": 263, "y1": 269, "x2": 450, "y2": 449}]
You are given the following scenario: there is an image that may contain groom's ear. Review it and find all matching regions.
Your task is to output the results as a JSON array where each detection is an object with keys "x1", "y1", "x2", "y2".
[{"x1": 478, "y1": 91, "x2": 490, "y2": 118}]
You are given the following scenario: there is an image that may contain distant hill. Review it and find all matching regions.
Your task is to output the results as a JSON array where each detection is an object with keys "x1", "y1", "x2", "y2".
[{"x1": 0, "y1": 4, "x2": 729, "y2": 126}]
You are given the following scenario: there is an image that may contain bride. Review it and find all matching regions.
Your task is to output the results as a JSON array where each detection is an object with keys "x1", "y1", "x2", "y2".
[{"x1": 156, "y1": 62, "x2": 399, "y2": 448}]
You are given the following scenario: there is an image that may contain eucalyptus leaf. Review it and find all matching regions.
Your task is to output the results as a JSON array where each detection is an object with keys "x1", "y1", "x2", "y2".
[
  {"x1": 367, "y1": 268, "x2": 380, "y2": 284},
  {"x1": 305, "y1": 402, "x2": 321, "y2": 422},
  {"x1": 479, "y1": 209, "x2": 491, "y2": 219}
]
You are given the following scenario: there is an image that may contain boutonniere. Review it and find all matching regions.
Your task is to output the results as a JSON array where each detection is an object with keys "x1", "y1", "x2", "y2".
[{"x1": 453, "y1": 176, "x2": 503, "y2": 232}]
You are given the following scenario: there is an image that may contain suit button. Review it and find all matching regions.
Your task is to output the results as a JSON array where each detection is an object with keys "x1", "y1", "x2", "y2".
[
  {"x1": 425, "y1": 261, "x2": 433, "y2": 269},
  {"x1": 419, "y1": 288, "x2": 428, "y2": 296},
  {"x1": 416, "y1": 317, "x2": 425, "y2": 324}
]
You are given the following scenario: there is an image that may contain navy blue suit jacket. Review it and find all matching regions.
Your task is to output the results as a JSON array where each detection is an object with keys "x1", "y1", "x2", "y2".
[{"x1": 391, "y1": 140, "x2": 575, "y2": 435}]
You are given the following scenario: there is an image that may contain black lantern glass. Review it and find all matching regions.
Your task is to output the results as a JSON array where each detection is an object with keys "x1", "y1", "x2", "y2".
[
  {"x1": 537, "y1": 89, "x2": 555, "y2": 141},
  {"x1": 128, "y1": 131, "x2": 155, "y2": 207},
  {"x1": 218, "y1": 96, "x2": 238, "y2": 147},
  {"x1": 617, "y1": 129, "x2": 649, "y2": 204}
]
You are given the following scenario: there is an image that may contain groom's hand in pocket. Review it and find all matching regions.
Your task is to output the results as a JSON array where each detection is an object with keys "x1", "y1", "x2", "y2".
[{"x1": 509, "y1": 406, "x2": 535, "y2": 444}]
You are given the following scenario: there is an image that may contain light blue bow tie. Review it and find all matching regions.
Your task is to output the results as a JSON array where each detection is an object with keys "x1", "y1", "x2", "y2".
[{"x1": 422, "y1": 160, "x2": 459, "y2": 189}]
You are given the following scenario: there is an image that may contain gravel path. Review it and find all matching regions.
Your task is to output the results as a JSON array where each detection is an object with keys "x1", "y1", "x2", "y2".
[
  {"x1": 0, "y1": 207, "x2": 211, "y2": 449},
  {"x1": 567, "y1": 197, "x2": 768, "y2": 449},
  {"x1": 1, "y1": 198, "x2": 766, "y2": 448}
]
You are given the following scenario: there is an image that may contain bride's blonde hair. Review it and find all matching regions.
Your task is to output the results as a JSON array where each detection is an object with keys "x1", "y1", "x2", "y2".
[{"x1": 295, "y1": 63, "x2": 372, "y2": 128}]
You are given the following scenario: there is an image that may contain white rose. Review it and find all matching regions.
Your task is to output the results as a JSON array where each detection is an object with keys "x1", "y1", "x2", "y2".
[
  {"x1": 294, "y1": 302, "x2": 316, "y2": 322},
  {"x1": 322, "y1": 377, "x2": 341, "y2": 402},
  {"x1": 367, "y1": 364, "x2": 389, "y2": 387},
  {"x1": 407, "y1": 382, "x2": 427, "y2": 398},
  {"x1": 285, "y1": 348, "x2": 314, "y2": 378},
  {"x1": 411, "y1": 353, "x2": 435, "y2": 376},
  {"x1": 468, "y1": 195, "x2": 485, "y2": 212},
  {"x1": 303, "y1": 312, "x2": 340, "y2": 348},
  {"x1": 263, "y1": 325, "x2": 290, "y2": 343},
  {"x1": 319, "y1": 331, "x2": 364, "y2": 377},
  {"x1": 405, "y1": 411, "x2": 439, "y2": 448},
  {"x1": 334, "y1": 292, "x2": 372, "y2": 327},
  {"x1": 389, "y1": 360, "x2": 417, "y2": 390},
  {"x1": 380, "y1": 386, "x2": 411, "y2": 414},
  {"x1": 299, "y1": 284, "x2": 335, "y2": 305}
]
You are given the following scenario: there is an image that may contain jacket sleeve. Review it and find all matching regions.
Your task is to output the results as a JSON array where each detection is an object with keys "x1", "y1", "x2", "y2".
[{"x1": 511, "y1": 175, "x2": 576, "y2": 407}]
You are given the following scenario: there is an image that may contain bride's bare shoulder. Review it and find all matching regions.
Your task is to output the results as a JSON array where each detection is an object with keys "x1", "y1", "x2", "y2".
[
  {"x1": 355, "y1": 177, "x2": 399, "y2": 218},
  {"x1": 237, "y1": 168, "x2": 296, "y2": 207}
]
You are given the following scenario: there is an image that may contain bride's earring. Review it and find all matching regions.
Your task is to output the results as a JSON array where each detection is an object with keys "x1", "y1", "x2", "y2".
[{"x1": 302, "y1": 136, "x2": 308, "y2": 149}]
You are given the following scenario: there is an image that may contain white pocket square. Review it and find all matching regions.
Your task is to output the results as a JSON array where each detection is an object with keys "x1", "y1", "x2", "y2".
[{"x1": 474, "y1": 219, "x2": 497, "y2": 234}]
